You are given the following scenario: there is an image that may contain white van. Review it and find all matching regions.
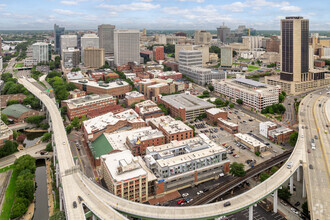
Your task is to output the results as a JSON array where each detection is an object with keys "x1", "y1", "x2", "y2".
[{"x1": 287, "y1": 161, "x2": 293, "y2": 169}]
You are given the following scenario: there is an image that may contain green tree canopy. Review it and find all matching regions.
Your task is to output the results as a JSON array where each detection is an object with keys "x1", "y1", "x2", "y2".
[
  {"x1": 229, "y1": 103, "x2": 234, "y2": 108},
  {"x1": 10, "y1": 197, "x2": 30, "y2": 219},
  {"x1": 1, "y1": 114, "x2": 9, "y2": 125},
  {"x1": 208, "y1": 85, "x2": 214, "y2": 92},
  {"x1": 289, "y1": 131, "x2": 298, "y2": 147},
  {"x1": 229, "y1": 162, "x2": 246, "y2": 177},
  {"x1": 7, "y1": 100, "x2": 20, "y2": 106},
  {"x1": 14, "y1": 155, "x2": 36, "y2": 174},
  {"x1": 278, "y1": 187, "x2": 291, "y2": 200},
  {"x1": 260, "y1": 172, "x2": 271, "y2": 182},
  {"x1": 26, "y1": 115, "x2": 46, "y2": 125},
  {"x1": 0, "y1": 140, "x2": 18, "y2": 158},
  {"x1": 236, "y1": 99, "x2": 243, "y2": 105},
  {"x1": 41, "y1": 132, "x2": 52, "y2": 142}
]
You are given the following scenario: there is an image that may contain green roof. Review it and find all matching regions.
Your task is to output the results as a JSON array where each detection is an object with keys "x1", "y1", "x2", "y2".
[
  {"x1": 89, "y1": 134, "x2": 113, "y2": 159},
  {"x1": 2, "y1": 104, "x2": 32, "y2": 118}
]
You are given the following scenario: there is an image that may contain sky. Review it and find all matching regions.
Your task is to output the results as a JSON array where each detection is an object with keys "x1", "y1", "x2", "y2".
[{"x1": 0, "y1": 0, "x2": 329, "y2": 30}]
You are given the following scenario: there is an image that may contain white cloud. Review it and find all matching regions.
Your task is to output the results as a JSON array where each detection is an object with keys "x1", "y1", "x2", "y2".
[
  {"x1": 140, "y1": 0, "x2": 153, "y2": 2},
  {"x1": 221, "y1": 2, "x2": 247, "y2": 12},
  {"x1": 178, "y1": 0, "x2": 205, "y2": 3},
  {"x1": 280, "y1": 5, "x2": 301, "y2": 12},
  {"x1": 98, "y1": 2, "x2": 160, "y2": 12},
  {"x1": 0, "y1": 4, "x2": 6, "y2": 7},
  {"x1": 60, "y1": 1, "x2": 78, "y2": 5},
  {"x1": 53, "y1": 9, "x2": 83, "y2": 15}
]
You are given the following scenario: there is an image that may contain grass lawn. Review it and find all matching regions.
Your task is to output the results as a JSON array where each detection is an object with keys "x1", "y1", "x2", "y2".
[
  {"x1": 15, "y1": 63, "x2": 23, "y2": 68},
  {"x1": 248, "y1": 65, "x2": 261, "y2": 72},
  {"x1": 275, "y1": 69, "x2": 280, "y2": 72},
  {"x1": 0, "y1": 165, "x2": 14, "y2": 173},
  {"x1": 237, "y1": 58, "x2": 251, "y2": 62},
  {"x1": 0, "y1": 169, "x2": 18, "y2": 220}
]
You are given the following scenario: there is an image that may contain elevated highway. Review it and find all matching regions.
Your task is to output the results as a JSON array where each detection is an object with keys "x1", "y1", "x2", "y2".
[{"x1": 18, "y1": 73, "x2": 328, "y2": 219}]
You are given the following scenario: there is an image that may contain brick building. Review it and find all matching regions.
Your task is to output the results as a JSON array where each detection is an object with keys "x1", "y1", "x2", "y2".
[
  {"x1": 234, "y1": 133, "x2": 266, "y2": 153},
  {"x1": 83, "y1": 109, "x2": 145, "y2": 141},
  {"x1": 314, "y1": 60, "x2": 325, "y2": 67},
  {"x1": 217, "y1": 118, "x2": 238, "y2": 134},
  {"x1": 0, "y1": 94, "x2": 27, "y2": 108},
  {"x1": 206, "y1": 108, "x2": 228, "y2": 124},
  {"x1": 68, "y1": 89, "x2": 86, "y2": 99},
  {"x1": 136, "y1": 79, "x2": 175, "y2": 101},
  {"x1": 148, "y1": 70, "x2": 182, "y2": 80},
  {"x1": 125, "y1": 91, "x2": 145, "y2": 106},
  {"x1": 268, "y1": 127, "x2": 293, "y2": 144},
  {"x1": 163, "y1": 61, "x2": 179, "y2": 72},
  {"x1": 153, "y1": 46, "x2": 164, "y2": 61},
  {"x1": 147, "y1": 115, "x2": 193, "y2": 143},
  {"x1": 62, "y1": 94, "x2": 117, "y2": 120},
  {"x1": 266, "y1": 36, "x2": 280, "y2": 53},
  {"x1": 135, "y1": 100, "x2": 164, "y2": 120},
  {"x1": 158, "y1": 93, "x2": 215, "y2": 121},
  {"x1": 71, "y1": 79, "x2": 131, "y2": 98},
  {"x1": 126, "y1": 129, "x2": 165, "y2": 156},
  {"x1": 2, "y1": 104, "x2": 39, "y2": 122}
]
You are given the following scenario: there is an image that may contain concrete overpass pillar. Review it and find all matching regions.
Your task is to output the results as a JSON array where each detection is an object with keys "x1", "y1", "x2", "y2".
[
  {"x1": 59, "y1": 187, "x2": 63, "y2": 211},
  {"x1": 297, "y1": 166, "x2": 301, "y2": 182},
  {"x1": 273, "y1": 189, "x2": 278, "y2": 213},
  {"x1": 92, "y1": 214, "x2": 97, "y2": 220},
  {"x1": 302, "y1": 177, "x2": 306, "y2": 198},
  {"x1": 249, "y1": 206, "x2": 253, "y2": 220},
  {"x1": 56, "y1": 164, "x2": 59, "y2": 188},
  {"x1": 289, "y1": 175, "x2": 294, "y2": 194}
]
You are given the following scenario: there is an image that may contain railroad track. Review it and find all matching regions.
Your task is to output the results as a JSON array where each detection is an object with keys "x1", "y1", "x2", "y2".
[{"x1": 188, "y1": 150, "x2": 293, "y2": 206}]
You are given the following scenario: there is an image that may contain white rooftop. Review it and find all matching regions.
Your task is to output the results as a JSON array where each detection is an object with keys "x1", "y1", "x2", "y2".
[
  {"x1": 64, "y1": 94, "x2": 114, "y2": 109},
  {"x1": 218, "y1": 118, "x2": 238, "y2": 127},
  {"x1": 101, "y1": 150, "x2": 147, "y2": 182},
  {"x1": 83, "y1": 109, "x2": 144, "y2": 134},
  {"x1": 125, "y1": 91, "x2": 144, "y2": 99},
  {"x1": 146, "y1": 116, "x2": 192, "y2": 134},
  {"x1": 127, "y1": 129, "x2": 164, "y2": 146},
  {"x1": 206, "y1": 108, "x2": 226, "y2": 115},
  {"x1": 268, "y1": 127, "x2": 293, "y2": 137},
  {"x1": 260, "y1": 121, "x2": 277, "y2": 127},
  {"x1": 234, "y1": 133, "x2": 266, "y2": 148},
  {"x1": 71, "y1": 79, "x2": 129, "y2": 89}
]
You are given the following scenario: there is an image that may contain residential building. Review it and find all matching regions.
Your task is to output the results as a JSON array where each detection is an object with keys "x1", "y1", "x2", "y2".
[
  {"x1": 194, "y1": 30, "x2": 212, "y2": 45},
  {"x1": 98, "y1": 24, "x2": 115, "y2": 56},
  {"x1": 68, "y1": 89, "x2": 86, "y2": 99},
  {"x1": 100, "y1": 150, "x2": 148, "y2": 202},
  {"x1": 125, "y1": 91, "x2": 145, "y2": 106},
  {"x1": 242, "y1": 36, "x2": 264, "y2": 50},
  {"x1": 0, "y1": 120, "x2": 13, "y2": 147},
  {"x1": 126, "y1": 129, "x2": 165, "y2": 156},
  {"x1": 217, "y1": 24, "x2": 231, "y2": 43},
  {"x1": 175, "y1": 45, "x2": 209, "y2": 67},
  {"x1": 54, "y1": 24, "x2": 65, "y2": 54},
  {"x1": 314, "y1": 60, "x2": 325, "y2": 67},
  {"x1": 234, "y1": 133, "x2": 266, "y2": 153},
  {"x1": 83, "y1": 109, "x2": 145, "y2": 141},
  {"x1": 84, "y1": 47, "x2": 105, "y2": 68},
  {"x1": 24, "y1": 59, "x2": 38, "y2": 67},
  {"x1": 206, "y1": 108, "x2": 227, "y2": 124},
  {"x1": 179, "y1": 50, "x2": 203, "y2": 67},
  {"x1": 135, "y1": 100, "x2": 164, "y2": 120},
  {"x1": 32, "y1": 42, "x2": 49, "y2": 63},
  {"x1": 259, "y1": 121, "x2": 277, "y2": 138},
  {"x1": 147, "y1": 115, "x2": 193, "y2": 143},
  {"x1": 144, "y1": 135, "x2": 230, "y2": 194},
  {"x1": 213, "y1": 78, "x2": 280, "y2": 111},
  {"x1": 153, "y1": 46, "x2": 164, "y2": 61},
  {"x1": 114, "y1": 29, "x2": 140, "y2": 66},
  {"x1": 179, "y1": 65, "x2": 226, "y2": 86},
  {"x1": 158, "y1": 93, "x2": 215, "y2": 121},
  {"x1": 61, "y1": 94, "x2": 117, "y2": 120},
  {"x1": 148, "y1": 70, "x2": 182, "y2": 80},
  {"x1": 62, "y1": 48, "x2": 80, "y2": 68},
  {"x1": 268, "y1": 127, "x2": 293, "y2": 144},
  {"x1": 2, "y1": 104, "x2": 39, "y2": 122},
  {"x1": 60, "y1": 35, "x2": 77, "y2": 56},
  {"x1": 266, "y1": 36, "x2": 280, "y2": 53},
  {"x1": 81, "y1": 34, "x2": 99, "y2": 63},
  {"x1": 71, "y1": 79, "x2": 131, "y2": 98},
  {"x1": 217, "y1": 118, "x2": 238, "y2": 134},
  {"x1": 221, "y1": 46, "x2": 233, "y2": 67}
]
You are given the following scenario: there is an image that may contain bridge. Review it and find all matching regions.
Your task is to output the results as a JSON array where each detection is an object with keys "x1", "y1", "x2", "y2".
[{"x1": 17, "y1": 75, "x2": 329, "y2": 220}]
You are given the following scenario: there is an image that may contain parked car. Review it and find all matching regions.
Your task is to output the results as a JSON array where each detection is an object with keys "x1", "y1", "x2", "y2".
[
  {"x1": 295, "y1": 201, "x2": 300, "y2": 207},
  {"x1": 197, "y1": 190, "x2": 203, "y2": 195},
  {"x1": 73, "y1": 201, "x2": 77, "y2": 208},
  {"x1": 182, "y1": 193, "x2": 189, "y2": 197},
  {"x1": 177, "y1": 199, "x2": 184, "y2": 205},
  {"x1": 224, "y1": 201, "x2": 231, "y2": 207}
]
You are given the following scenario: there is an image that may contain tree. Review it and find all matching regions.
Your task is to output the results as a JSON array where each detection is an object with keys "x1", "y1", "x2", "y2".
[
  {"x1": 203, "y1": 90, "x2": 210, "y2": 96},
  {"x1": 270, "y1": 166, "x2": 279, "y2": 174},
  {"x1": 279, "y1": 94, "x2": 285, "y2": 103},
  {"x1": 281, "y1": 91, "x2": 286, "y2": 97},
  {"x1": 1, "y1": 114, "x2": 9, "y2": 125},
  {"x1": 175, "y1": 117, "x2": 183, "y2": 121},
  {"x1": 26, "y1": 115, "x2": 46, "y2": 125},
  {"x1": 163, "y1": 65, "x2": 172, "y2": 72},
  {"x1": 41, "y1": 132, "x2": 52, "y2": 142},
  {"x1": 65, "y1": 125, "x2": 73, "y2": 134},
  {"x1": 289, "y1": 131, "x2": 298, "y2": 147},
  {"x1": 10, "y1": 197, "x2": 30, "y2": 219},
  {"x1": 7, "y1": 100, "x2": 20, "y2": 106},
  {"x1": 236, "y1": 99, "x2": 243, "y2": 105},
  {"x1": 14, "y1": 155, "x2": 36, "y2": 174},
  {"x1": 50, "y1": 211, "x2": 66, "y2": 220},
  {"x1": 46, "y1": 143, "x2": 53, "y2": 152},
  {"x1": 16, "y1": 178, "x2": 35, "y2": 201},
  {"x1": 71, "y1": 117, "x2": 80, "y2": 129},
  {"x1": 278, "y1": 187, "x2": 291, "y2": 200},
  {"x1": 233, "y1": 50, "x2": 237, "y2": 57},
  {"x1": 302, "y1": 201, "x2": 309, "y2": 217},
  {"x1": 1, "y1": 72, "x2": 13, "y2": 83},
  {"x1": 229, "y1": 162, "x2": 246, "y2": 177},
  {"x1": 66, "y1": 82, "x2": 77, "y2": 91},
  {"x1": 208, "y1": 85, "x2": 214, "y2": 92},
  {"x1": 209, "y1": 46, "x2": 221, "y2": 57},
  {"x1": 215, "y1": 98, "x2": 224, "y2": 106},
  {"x1": 260, "y1": 172, "x2": 270, "y2": 182},
  {"x1": 294, "y1": 98, "x2": 297, "y2": 102},
  {"x1": 13, "y1": 130, "x2": 18, "y2": 140},
  {"x1": 164, "y1": 44, "x2": 175, "y2": 54},
  {"x1": 0, "y1": 140, "x2": 18, "y2": 158},
  {"x1": 229, "y1": 104, "x2": 234, "y2": 108}
]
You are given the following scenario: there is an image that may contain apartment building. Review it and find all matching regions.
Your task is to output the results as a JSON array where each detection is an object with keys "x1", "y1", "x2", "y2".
[
  {"x1": 153, "y1": 46, "x2": 164, "y2": 61},
  {"x1": 134, "y1": 100, "x2": 164, "y2": 120},
  {"x1": 32, "y1": 42, "x2": 49, "y2": 63},
  {"x1": 100, "y1": 150, "x2": 148, "y2": 202},
  {"x1": 98, "y1": 24, "x2": 115, "y2": 56},
  {"x1": 234, "y1": 133, "x2": 266, "y2": 153},
  {"x1": 259, "y1": 121, "x2": 278, "y2": 138},
  {"x1": 125, "y1": 91, "x2": 145, "y2": 106},
  {"x1": 81, "y1": 34, "x2": 99, "y2": 63},
  {"x1": 217, "y1": 118, "x2": 238, "y2": 134},
  {"x1": 84, "y1": 47, "x2": 105, "y2": 68},
  {"x1": 213, "y1": 78, "x2": 280, "y2": 111},
  {"x1": 83, "y1": 109, "x2": 145, "y2": 141},
  {"x1": 62, "y1": 48, "x2": 80, "y2": 68},
  {"x1": 221, "y1": 46, "x2": 233, "y2": 67},
  {"x1": 147, "y1": 115, "x2": 193, "y2": 143},
  {"x1": 158, "y1": 93, "x2": 215, "y2": 121},
  {"x1": 114, "y1": 29, "x2": 140, "y2": 66},
  {"x1": 126, "y1": 129, "x2": 165, "y2": 156},
  {"x1": 206, "y1": 108, "x2": 227, "y2": 124},
  {"x1": 0, "y1": 120, "x2": 13, "y2": 147},
  {"x1": 71, "y1": 79, "x2": 131, "y2": 98},
  {"x1": 62, "y1": 94, "x2": 117, "y2": 120},
  {"x1": 144, "y1": 136, "x2": 229, "y2": 193},
  {"x1": 60, "y1": 35, "x2": 77, "y2": 56}
]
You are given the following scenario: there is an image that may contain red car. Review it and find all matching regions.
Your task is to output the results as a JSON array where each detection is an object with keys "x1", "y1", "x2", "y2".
[
  {"x1": 307, "y1": 149, "x2": 311, "y2": 153},
  {"x1": 177, "y1": 199, "x2": 184, "y2": 204},
  {"x1": 233, "y1": 154, "x2": 237, "y2": 157}
]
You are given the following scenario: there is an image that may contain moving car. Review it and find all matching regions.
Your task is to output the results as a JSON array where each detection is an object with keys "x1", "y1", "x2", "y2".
[
  {"x1": 73, "y1": 201, "x2": 77, "y2": 208},
  {"x1": 287, "y1": 161, "x2": 293, "y2": 169},
  {"x1": 224, "y1": 201, "x2": 231, "y2": 207}
]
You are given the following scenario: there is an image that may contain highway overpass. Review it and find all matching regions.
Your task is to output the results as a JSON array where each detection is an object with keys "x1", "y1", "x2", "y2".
[{"x1": 17, "y1": 74, "x2": 329, "y2": 220}]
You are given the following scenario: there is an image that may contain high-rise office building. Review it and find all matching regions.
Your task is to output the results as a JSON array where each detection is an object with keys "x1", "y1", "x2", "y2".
[
  {"x1": 63, "y1": 48, "x2": 80, "y2": 68},
  {"x1": 217, "y1": 23, "x2": 231, "y2": 44},
  {"x1": 81, "y1": 34, "x2": 99, "y2": 63},
  {"x1": 266, "y1": 36, "x2": 280, "y2": 53},
  {"x1": 32, "y1": 42, "x2": 49, "y2": 63},
  {"x1": 60, "y1": 35, "x2": 77, "y2": 57},
  {"x1": 98, "y1": 24, "x2": 115, "y2": 56},
  {"x1": 221, "y1": 46, "x2": 233, "y2": 67},
  {"x1": 280, "y1": 16, "x2": 309, "y2": 82},
  {"x1": 84, "y1": 47, "x2": 105, "y2": 68},
  {"x1": 114, "y1": 29, "x2": 140, "y2": 66},
  {"x1": 54, "y1": 24, "x2": 65, "y2": 54},
  {"x1": 194, "y1": 30, "x2": 212, "y2": 45}
]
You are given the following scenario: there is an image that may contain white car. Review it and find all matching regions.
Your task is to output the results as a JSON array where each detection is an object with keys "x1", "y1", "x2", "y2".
[
  {"x1": 290, "y1": 208, "x2": 299, "y2": 215},
  {"x1": 182, "y1": 193, "x2": 189, "y2": 197},
  {"x1": 301, "y1": 134, "x2": 304, "y2": 138},
  {"x1": 63, "y1": 141, "x2": 66, "y2": 145},
  {"x1": 197, "y1": 191, "x2": 203, "y2": 195}
]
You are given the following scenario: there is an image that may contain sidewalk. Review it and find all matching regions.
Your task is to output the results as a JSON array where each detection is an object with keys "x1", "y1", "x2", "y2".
[{"x1": 46, "y1": 160, "x2": 54, "y2": 216}]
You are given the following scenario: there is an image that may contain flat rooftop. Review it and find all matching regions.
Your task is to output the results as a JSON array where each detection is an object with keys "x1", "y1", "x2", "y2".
[
  {"x1": 127, "y1": 129, "x2": 164, "y2": 146},
  {"x1": 146, "y1": 116, "x2": 192, "y2": 134},
  {"x1": 234, "y1": 133, "x2": 266, "y2": 148},
  {"x1": 260, "y1": 121, "x2": 277, "y2": 127},
  {"x1": 125, "y1": 91, "x2": 144, "y2": 99},
  {"x1": 206, "y1": 108, "x2": 226, "y2": 115},
  {"x1": 71, "y1": 79, "x2": 129, "y2": 89},
  {"x1": 269, "y1": 127, "x2": 293, "y2": 137},
  {"x1": 67, "y1": 71, "x2": 84, "y2": 80},
  {"x1": 65, "y1": 94, "x2": 114, "y2": 109},
  {"x1": 101, "y1": 150, "x2": 147, "y2": 182},
  {"x1": 218, "y1": 118, "x2": 238, "y2": 127},
  {"x1": 160, "y1": 93, "x2": 215, "y2": 111},
  {"x1": 0, "y1": 120, "x2": 13, "y2": 139},
  {"x1": 234, "y1": 78, "x2": 267, "y2": 88}
]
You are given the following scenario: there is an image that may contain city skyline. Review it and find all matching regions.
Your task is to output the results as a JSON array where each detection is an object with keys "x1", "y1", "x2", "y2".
[{"x1": 0, "y1": 0, "x2": 329, "y2": 30}]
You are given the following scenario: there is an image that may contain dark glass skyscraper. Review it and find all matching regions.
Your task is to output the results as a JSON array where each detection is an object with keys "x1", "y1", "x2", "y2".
[
  {"x1": 54, "y1": 24, "x2": 65, "y2": 54},
  {"x1": 280, "y1": 17, "x2": 309, "y2": 82}
]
